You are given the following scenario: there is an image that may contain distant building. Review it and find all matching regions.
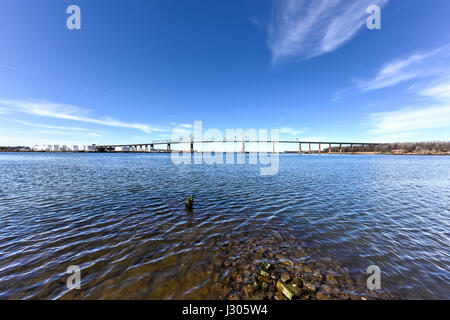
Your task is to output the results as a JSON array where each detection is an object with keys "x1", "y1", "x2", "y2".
[
  {"x1": 27, "y1": 144, "x2": 97, "y2": 152},
  {"x1": 32, "y1": 145, "x2": 51, "y2": 151},
  {"x1": 115, "y1": 146, "x2": 131, "y2": 152}
]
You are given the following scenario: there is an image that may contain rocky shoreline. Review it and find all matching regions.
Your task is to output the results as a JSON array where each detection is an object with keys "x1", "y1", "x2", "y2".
[{"x1": 207, "y1": 234, "x2": 396, "y2": 300}]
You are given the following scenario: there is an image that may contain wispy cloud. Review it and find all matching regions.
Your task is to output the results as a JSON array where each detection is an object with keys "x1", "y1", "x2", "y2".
[
  {"x1": 367, "y1": 105, "x2": 450, "y2": 135},
  {"x1": 356, "y1": 46, "x2": 450, "y2": 92},
  {"x1": 280, "y1": 127, "x2": 303, "y2": 136},
  {"x1": 0, "y1": 99, "x2": 161, "y2": 134},
  {"x1": 12, "y1": 119, "x2": 103, "y2": 134},
  {"x1": 36, "y1": 130, "x2": 102, "y2": 137},
  {"x1": 268, "y1": 0, "x2": 388, "y2": 62},
  {"x1": 365, "y1": 74, "x2": 450, "y2": 138},
  {"x1": 418, "y1": 77, "x2": 450, "y2": 101},
  {"x1": 170, "y1": 122, "x2": 193, "y2": 129}
]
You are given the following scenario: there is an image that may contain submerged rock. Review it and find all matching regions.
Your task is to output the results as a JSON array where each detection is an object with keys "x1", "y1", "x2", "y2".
[
  {"x1": 280, "y1": 272, "x2": 291, "y2": 283},
  {"x1": 276, "y1": 281, "x2": 297, "y2": 300},
  {"x1": 261, "y1": 262, "x2": 272, "y2": 270},
  {"x1": 259, "y1": 269, "x2": 270, "y2": 279},
  {"x1": 212, "y1": 241, "x2": 396, "y2": 300},
  {"x1": 251, "y1": 275, "x2": 259, "y2": 289}
]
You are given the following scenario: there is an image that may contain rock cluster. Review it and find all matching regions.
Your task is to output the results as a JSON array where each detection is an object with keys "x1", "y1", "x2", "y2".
[{"x1": 210, "y1": 234, "x2": 395, "y2": 300}]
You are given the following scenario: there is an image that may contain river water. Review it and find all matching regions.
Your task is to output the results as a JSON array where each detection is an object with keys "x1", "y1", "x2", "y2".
[{"x1": 0, "y1": 153, "x2": 448, "y2": 299}]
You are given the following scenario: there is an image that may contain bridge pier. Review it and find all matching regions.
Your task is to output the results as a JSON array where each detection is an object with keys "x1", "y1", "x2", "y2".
[
  {"x1": 309, "y1": 143, "x2": 311, "y2": 154},
  {"x1": 299, "y1": 143, "x2": 302, "y2": 154},
  {"x1": 351, "y1": 144, "x2": 354, "y2": 153},
  {"x1": 340, "y1": 144, "x2": 343, "y2": 153},
  {"x1": 242, "y1": 141, "x2": 245, "y2": 153},
  {"x1": 329, "y1": 143, "x2": 332, "y2": 153},
  {"x1": 190, "y1": 142, "x2": 194, "y2": 153},
  {"x1": 167, "y1": 143, "x2": 171, "y2": 152},
  {"x1": 318, "y1": 144, "x2": 321, "y2": 154}
]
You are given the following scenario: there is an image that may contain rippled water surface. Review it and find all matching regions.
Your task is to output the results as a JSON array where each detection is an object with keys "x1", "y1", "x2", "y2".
[{"x1": 0, "y1": 153, "x2": 449, "y2": 299}]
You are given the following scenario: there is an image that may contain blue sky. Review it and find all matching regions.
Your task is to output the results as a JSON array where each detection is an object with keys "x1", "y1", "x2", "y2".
[{"x1": 0, "y1": 0, "x2": 450, "y2": 146}]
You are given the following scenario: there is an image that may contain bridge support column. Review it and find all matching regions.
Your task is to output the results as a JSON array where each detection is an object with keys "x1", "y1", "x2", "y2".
[
  {"x1": 340, "y1": 144, "x2": 343, "y2": 153},
  {"x1": 318, "y1": 144, "x2": 321, "y2": 154},
  {"x1": 272, "y1": 141, "x2": 275, "y2": 153},
  {"x1": 167, "y1": 143, "x2": 171, "y2": 152},
  {"x1": 309, "y1": 143, "x2": 311, "y2": 154},
  {"x1": 299, "y1": 143, "x2": 302, "y2": 154},
  {"x1": 329, "y1": 144, "x2": 332, "y2": 153},
  {"x1": 190, "y1": 142, "x2": 194, "y2": 153},
  {"x1": 361, "y1": 144, "x2": 365, "y2": 152},
  {"x1": 150, "y1": 144, "x2": 154, "y2": 152},
  {"x1": 242, "y1": 141, "x2": 245, "y2": 153},
  {"x1": 351, "y1": 144, "x2": 354, "y2": 153}
]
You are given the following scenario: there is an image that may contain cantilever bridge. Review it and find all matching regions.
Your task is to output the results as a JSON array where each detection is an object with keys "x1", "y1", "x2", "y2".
[{"x1": 94, "y1": 139, "x2": 383, "y2": 154}]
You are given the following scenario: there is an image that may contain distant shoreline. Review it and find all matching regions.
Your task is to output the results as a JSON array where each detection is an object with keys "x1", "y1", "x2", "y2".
[{"x1": 1, "y1": 150, "x2": 449, "y2": 156}]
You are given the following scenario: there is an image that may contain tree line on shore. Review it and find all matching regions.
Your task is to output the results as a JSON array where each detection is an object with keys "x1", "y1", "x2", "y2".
[{"x1": 327, "y1": 141, "x2": 450, "y2": 154}]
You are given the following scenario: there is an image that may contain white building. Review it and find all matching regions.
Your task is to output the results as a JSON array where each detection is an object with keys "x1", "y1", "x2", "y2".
[
  {"x1": 115, "y1": 146, "x2": 131, "y2": 152},
  {"x1": 30, "y1": 144, "x2": 97, "y2": 152}
]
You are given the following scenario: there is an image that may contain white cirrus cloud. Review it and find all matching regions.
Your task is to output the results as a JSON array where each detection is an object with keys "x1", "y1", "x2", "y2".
[
  {"x1": 0, "y1": 99, "x2": 163, "y2": 134},
  {"x1": 170, "y1": 122, "x2": 193, "y2": 129},
  {"x1": 366, "y1": 105, "x2": 450, "y2": 135},
  {"x1": 365, "y1": 74, "x2": 450, "y2": 137},
  {"x1": 356, "y1": 46, "x2": 450, "y2": 92},
  {"x1": 268, "y1": 0, "x2": 388, "y2": 62},
  {"x1": 280, "y1": 127, "x2": 303, "y2": 136},
  {"x1": 36, "y1": 130, "x2": 102, "y2": 137},
  {"x1": 418, "y1": 77, "x2": 450, "y2": 101},
  {"x1": 360, "y1": 46, "x2": 450, "y2": 139},
  {"x1": 12, "y1": 119, "x2": 104, "y2": 133}
]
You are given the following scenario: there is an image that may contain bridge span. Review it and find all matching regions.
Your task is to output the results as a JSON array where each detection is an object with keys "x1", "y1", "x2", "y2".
[{"x1": 94, "y1": 139, "x2": 383, "y2": 154}]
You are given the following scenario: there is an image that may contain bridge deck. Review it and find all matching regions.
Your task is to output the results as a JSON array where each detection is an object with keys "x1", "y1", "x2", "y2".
[{"x1": 96, "y1": 140, "x2": 383, "y2": 148}]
